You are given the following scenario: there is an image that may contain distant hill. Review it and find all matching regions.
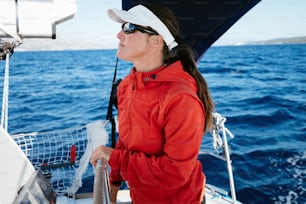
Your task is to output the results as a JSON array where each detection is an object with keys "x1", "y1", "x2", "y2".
[
  {"x1": 247, "y1": 36, "x2": 306, "y2": 45},
  {"x1": 12, "y1": 36, "x2": 306, "y2": 51}
]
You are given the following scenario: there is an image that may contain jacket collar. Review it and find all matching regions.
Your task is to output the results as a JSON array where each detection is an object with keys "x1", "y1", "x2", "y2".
[{"x1": 129, "y1": 60, "x2": 196, "y2": 90}]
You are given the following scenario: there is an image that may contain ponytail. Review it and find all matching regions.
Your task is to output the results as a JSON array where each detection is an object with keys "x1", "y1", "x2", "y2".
[
  {"x1": 165, "y1": 43, "x2": 214, "y2": 132},
  {"x1": 145, "y1": 3, "x2": 214, "y2": 132}
]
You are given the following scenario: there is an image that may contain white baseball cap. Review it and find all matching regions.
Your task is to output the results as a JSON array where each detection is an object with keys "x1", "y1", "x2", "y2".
[{"x1": 108, "y1": 4, "x2": 178, "y2": 51}]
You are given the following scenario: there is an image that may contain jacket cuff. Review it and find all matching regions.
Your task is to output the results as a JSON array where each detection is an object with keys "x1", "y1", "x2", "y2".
[
  {"x1": 108, "y1": 149, "x2": 124, "y2": 185},
  {"x1": 110, "y1": 180, "x2": 122, "y2": 187}
]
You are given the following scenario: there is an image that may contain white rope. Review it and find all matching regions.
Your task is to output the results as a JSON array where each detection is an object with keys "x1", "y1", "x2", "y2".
[
  {"x1": 211, "y1": 112, "x2": 234, "y2": 151},
  {"x1": 1, "y1": 53, "x2": 9, "y2": 131},
  {"x1": 211, "y1": 112, "x2": 236, "y2": 203},
  {"x1": 67, "y1": 120, "x2": 109, "y2": 196}
]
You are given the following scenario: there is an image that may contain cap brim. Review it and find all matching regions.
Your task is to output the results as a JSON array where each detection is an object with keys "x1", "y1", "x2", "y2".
[{"x1": 108, "y1": 8, "x2": 146, "y2": 26}]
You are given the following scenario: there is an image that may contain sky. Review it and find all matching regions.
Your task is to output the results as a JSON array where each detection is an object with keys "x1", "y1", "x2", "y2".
[{"x1": 20, "y1": 0, "x2": 306, "y2": 50}]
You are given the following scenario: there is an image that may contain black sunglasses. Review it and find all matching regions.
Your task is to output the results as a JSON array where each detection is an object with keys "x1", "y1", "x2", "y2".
[{"x1": 121, "y1": 22, "x2": 158, "y2": 35}]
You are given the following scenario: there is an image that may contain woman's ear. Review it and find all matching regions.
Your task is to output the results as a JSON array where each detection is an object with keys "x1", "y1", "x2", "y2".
[{"x1": 150, "y1": 35, "x2": 163, "y2": 48}]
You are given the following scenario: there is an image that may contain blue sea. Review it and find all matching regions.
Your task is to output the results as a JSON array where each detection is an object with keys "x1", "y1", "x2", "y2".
[{"x1": 1, "y1": 44, "x2": 305, "y2": 203}]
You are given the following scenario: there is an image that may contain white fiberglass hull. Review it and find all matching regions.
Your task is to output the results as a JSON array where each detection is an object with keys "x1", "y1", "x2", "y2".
[{"x1": 58, "y1": 187, "x2": 241, "y2": 204}]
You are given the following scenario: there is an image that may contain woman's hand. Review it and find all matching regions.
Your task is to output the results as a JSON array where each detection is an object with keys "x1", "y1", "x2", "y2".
[
  {"x1": 90, "y1": 145, "x2": 114, "y2": 167},
  {"x1": 91, "y1": 146, "x2": 118, "y2": 203}
]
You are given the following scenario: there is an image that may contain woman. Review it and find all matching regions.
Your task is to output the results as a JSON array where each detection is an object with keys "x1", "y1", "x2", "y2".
[{"x1": 91, "y1": 3, "x2": 214, "y2": 204}]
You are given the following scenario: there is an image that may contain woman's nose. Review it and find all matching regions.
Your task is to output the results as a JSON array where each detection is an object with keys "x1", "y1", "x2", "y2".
[{"x1": 117, "y1": 30, "x2": 124, "y2": 39}]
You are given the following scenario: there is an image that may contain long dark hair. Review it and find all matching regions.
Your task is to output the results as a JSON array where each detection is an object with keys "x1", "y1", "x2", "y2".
[{"x1": 144, "y1": 3, "x2": 214, "y2": 132}]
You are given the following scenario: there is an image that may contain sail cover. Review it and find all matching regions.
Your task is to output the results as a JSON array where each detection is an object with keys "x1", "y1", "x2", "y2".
[
  {"x1": 0, "y1": 0, "x2": 77, "y2": 40},
  {"x1": 122, "y1": 0, "x2": 261, "y2": 60}
]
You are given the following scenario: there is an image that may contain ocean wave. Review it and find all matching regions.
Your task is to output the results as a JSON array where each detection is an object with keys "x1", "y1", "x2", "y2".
[{"x1": 231, "y1": 150, "x2": 305, "y2": 204}]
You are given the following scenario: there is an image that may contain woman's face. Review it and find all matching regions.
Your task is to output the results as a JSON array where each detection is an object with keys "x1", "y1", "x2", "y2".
[{"x1": 116, "y1": 25, "x2": 154, "y2": 62}]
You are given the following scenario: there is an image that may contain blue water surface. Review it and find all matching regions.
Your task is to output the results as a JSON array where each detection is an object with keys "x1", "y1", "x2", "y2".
[{"x1": 1, "y1": 44, "x2": 305, "y2": 203}]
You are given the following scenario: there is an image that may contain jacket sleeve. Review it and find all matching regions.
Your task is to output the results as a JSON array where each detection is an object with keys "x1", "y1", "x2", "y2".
[
  {"x1": 108, "y1": 93, "x2": 205, "y2": 187},
  {"x1": 109, "y1": 138, "x2": 125, "y2": 186}
]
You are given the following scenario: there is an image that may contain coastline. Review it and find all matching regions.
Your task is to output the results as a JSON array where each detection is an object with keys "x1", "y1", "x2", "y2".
[{"x1": 12, "y1": 36, "x2": 306, "y2": 52}]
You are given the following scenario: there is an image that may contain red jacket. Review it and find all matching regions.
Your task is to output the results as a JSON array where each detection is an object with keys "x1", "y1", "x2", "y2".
[{"x1": 108, "y1": 60, "x2": 206, "y2": 204}]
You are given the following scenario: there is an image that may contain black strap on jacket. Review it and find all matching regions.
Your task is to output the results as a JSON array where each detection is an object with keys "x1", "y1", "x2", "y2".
[{"x1": 106, "y1": 58, "x2": 121, "y2": 148}]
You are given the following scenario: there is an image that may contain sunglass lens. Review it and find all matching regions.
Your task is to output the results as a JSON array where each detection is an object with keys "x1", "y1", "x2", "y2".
[{"x1": 122, "y1": 22, "x2": 135, "y2": 34}]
